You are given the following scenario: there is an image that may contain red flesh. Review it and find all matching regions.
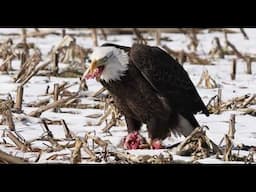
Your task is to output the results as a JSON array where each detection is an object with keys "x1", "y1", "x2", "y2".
[
  {"x1": 85, "y1": 66, "x2": 104, "y2": 80},
  {"x1": 123, "y1": 131, "x2": 145, "y2": 150}
]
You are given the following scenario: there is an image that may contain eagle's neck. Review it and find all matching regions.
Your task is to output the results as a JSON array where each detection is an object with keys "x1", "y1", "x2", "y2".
[{"x1": 100, "y1": 49, "x2": 129, "y2": 82}]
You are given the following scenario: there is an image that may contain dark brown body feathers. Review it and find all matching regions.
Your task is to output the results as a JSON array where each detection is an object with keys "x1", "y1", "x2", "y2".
[{"x1": 100, "y1": 43, "x2": 209, "y2": 140}]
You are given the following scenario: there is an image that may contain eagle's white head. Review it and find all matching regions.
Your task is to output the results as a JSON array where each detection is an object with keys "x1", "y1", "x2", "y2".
[{"x1": 83, "y1": 46, "x2": 129, "y2": 82}]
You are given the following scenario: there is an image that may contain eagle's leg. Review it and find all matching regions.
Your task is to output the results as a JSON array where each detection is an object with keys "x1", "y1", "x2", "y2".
[
  {"x1": 126, "y1": 117, "x2": 141, "y2": 133},
  {"x1": 150, "y1": 139, "x2": 163, "y2": 149},
  {"x1": 147, "y1": 118, "x2": 171, "y2": 149},
  {"x1": 123, "y1": 117, "x2": 146, "y2": 149}
]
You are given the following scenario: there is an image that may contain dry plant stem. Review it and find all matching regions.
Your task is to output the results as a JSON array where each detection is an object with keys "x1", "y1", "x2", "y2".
[
  {"x1": 208, "y1": 92, "x2": 256, "y2": 114},
  {"x1": 20, "y1": 61, "x2": 51, "y2": 86},
  {"x1": 197, "y1": 70, "x2": 217, "y2": 88},
  {"x1": 0, "y1": 149, "x2": 27, "y2": 164},
  {"x1": 189, "y1": 28, "x2": 198, "y2": 51},
  {"x1": 1, "y1": 54, "x2": 15, "y2": 68},
  {"x1": 79, "y1": 78, "x2": 88, "y2": 91},
  {"x1": 15, "y1": 51, "x2": 42, "y2": 84},
  {"x1": 222, "y1": 114, "x2": 236, "y2": 161},
  {"x1": 48, "y1": 153, "x2": 70, "y2": 161},
  {"x1": 162, "y1": 45, "x2": 180, "y2": 59},
  {"x1": 41, "y1": 119, "x2": 53, "y2": 138},
  {"x1": 91, "y1": 29, "x2": 98, "y2": 47},
  {"x1": 96, "y1": 107, "x2": 112, "y2": 126},
  {"x1": 42, "y1": 120, "x2": 62, "y2": 150},
  {"x1": 112, "y1": 151, "x2": 139, "y2": 163},
  {"x1": 29, "y1": 93, "x2": 78, "y2": 117},
  {"x1": 15, "y1": 85, "x2": 23, "y2": 112},
  {"x1": 223, "y1": 134, "x2": 233, "y2": 161},
  {"x1": 20, "y1": 52, "x2": 26, "y2": 66},
  {"x1": 231, "y1": 59, "x2": 236, "y2": 80},
  {"x1": 176, "y1": 127, "x2": 220, "y2": 155},
  {"x1": 226, "y1": 40, "x2": 247, "y2": 61},
  {"x1": 49, "y1": 82, "x2": 68, "y2": 95},
  {"x1": 187, "y1": 52, "x2": 211, "y2": 65},
  {"x1": 228, "y1": 114, "x2": 236, "y2": 139},
  {"x1": 162, "y1": 45, "x2": 210, "y2": 65},
  {"x1": 92, "y1": 87, "x2": 106, "y2": 97},
  {"x1": 72, "y1": 138, "x2": 83, "y2": 163},
  {"x1": 63, "y1": 98, "x2": 77, "y2": 106},
  {"x1": 216, "y1": 88, "x2": 222, "y2": 113},
  {"x1": 100, "y1": 28, "x2": 107, "y2": 40},
  {"x1": 86, "y1": 133, "x2": 108, "y2": 147},
  {"x1": 53, "y1": 83, "x2": 59, "y2": 112},
  {"x1": 242, "y1": 94, "x2": 255, "y2": 108},
  {"x1": 62, "y1": 29, "x2": 66, "y2": 37},
  {"x1": 133, "y1": 28, "x2": 147, "y2": 44},
  {"x1": 214, "y1": 37, "x2": 225, "y2": 58},
  {"x1": 240, "y1": 28, "x2": 249, "y2": 40},
  {"x1": 61, "y1": 119, "x2": 73, "y2": 139},
  {"x1": 102, "y1": 112, "x2": 116, "y2": 132},
  {"x1": 6, "y1": 131, "x2": 28, "y2": 151},
  {"x1": 155, "y1": 29, "x2": 161, "y2": 45},
  {"x1": 41, "y1": 118, "x2": 62, "y2": 125},
  {"x1": 246, "y1": 57, "x2": 252, "y2": 74},
  {"x1": 34, "y1": 150, "x2": 42, "y2": 162},
  {"x1": 0, "y1": 30, "x2": 94, "y2": 38},
  {"x1": 67, "y1": 103, "x2": 104, "y2": 110},
  {"x1": 112, "y1": 151, "x2": 173, "y2": 164},
  {"x1": 179, "y1": 50, "x2": 186, "y2": 64},
  {"x1": 82, "y1": 142, "x2": 96, "y2": 160},
  {"x1": 45, "y1": 85, "x2": 50, "y2": 94},
  {"x1": 102, "y1": 119, "x2": 116, "y2": 133},
  {"x1": 176, "y1": 127, "x2": 202, "y2": 152},
  {"x1": 238, "y1": 108, "x2": 256, "y2": 116},
  {"x1": 27, "y1": 98, "x2": 50, "y2": 107},
  {"x1": 4, "y1": 109, "x2": 15, "y2": 131},
  {"x1": 53, "y1": 52, "x2": 59, "y2": 76},
  {"x1": 62, "y1": 82, "x2": 79, "y2": 91}
]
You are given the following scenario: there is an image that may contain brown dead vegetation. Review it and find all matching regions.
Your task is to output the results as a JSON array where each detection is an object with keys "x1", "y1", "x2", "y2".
[{"x1": 0, "y1": 28, "x2": 255, "y2": 164}]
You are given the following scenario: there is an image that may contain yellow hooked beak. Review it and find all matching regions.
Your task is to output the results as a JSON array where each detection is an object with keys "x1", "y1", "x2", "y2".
[{"x1": 82, "y1": 60, "x2": 98, "y2": 79}]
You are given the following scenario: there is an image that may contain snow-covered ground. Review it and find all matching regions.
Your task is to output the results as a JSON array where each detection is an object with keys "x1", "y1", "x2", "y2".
[{"x1": 0, "y1": 28, "x2": 255, "y2": 164}]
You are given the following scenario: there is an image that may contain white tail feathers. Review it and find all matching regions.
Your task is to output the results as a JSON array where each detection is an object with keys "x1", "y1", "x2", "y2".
[{"x1": 176, "y1": 114, "x2": 194, "y2": 137}]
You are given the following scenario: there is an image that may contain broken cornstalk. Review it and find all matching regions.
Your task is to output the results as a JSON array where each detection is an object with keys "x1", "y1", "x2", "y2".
[
  {"x1": 0, "y1": 149, "x2": 28, "y2": 164},
  {"x1": 246, "y1": 57, "x2": 252, "y2": 74},
  {"x1": 26, "y1": 98, "x2": 50, "y2": 108},
  {"x1": 92, "y1": 87, "x2": 106, "y2": 97},
  {"x1": 240, "y1": 28, "x2": 249, "y2": 40},
  {"x1": 15, "y1": 85, "x2": 23, "y2": 112},
  {"x1": 61, "y1": 119, "x2": 73, "y2": 139},
  {"x1": 52, "y1": 52, "x2": 59, "y2": 76},
  {"x1": 53, "y1": 83, "x2": 59, "y2": 112},
  {"x1": 231, "y1": 59, "x2": 236, "y2": 80},
  {"x1": 91, "y1": 29, "x2": 98, "y2": 47},
  {"x1": 223, "y1": 134, "x2": 233, "y2": 161},
  {"x1": 0, "y1": 100, "x2": 15, "y2": 131},
  {"x1": 133, "y1": 28, "x2": 147, "y2": 44},
  {"x1": 6, "y1": 131, "x2": 29, "y2": 152},
  {"x1": 226, "y1": 40, "x2": 247, "y2": 61},
  {"x1": 71, "y1": 137, "x2": 83, "y2": 164},
  {"x1": 223, "y1": 114, "x2": 236, "y2": 161},
  {"x1": 29, "y1": 93, "x2": 78, "y2": 117},
  {"x1": 228, "y1": 114, "x2": 236, "y2": 139},
  {"x1": 155, "y1": 29, "x2": 161, "y2": 45},
  {"x1": 197, "y1": 70, "x2": 218, "y2": 89}
]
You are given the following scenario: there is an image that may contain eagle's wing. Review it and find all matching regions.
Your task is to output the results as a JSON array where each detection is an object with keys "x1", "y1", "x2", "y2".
[{"x1": 130, "y1": 43, "x2": 209, "y2": 116}]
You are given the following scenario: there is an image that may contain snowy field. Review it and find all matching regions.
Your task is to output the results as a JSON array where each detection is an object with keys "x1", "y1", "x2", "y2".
[{"x1": 0, "y1": 28, "x2": 255, "y2": 164}]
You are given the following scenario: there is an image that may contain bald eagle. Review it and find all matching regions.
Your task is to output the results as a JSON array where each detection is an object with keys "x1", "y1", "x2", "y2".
[{"x1": 83, "y1": 43, "x2": 209, "y2": 149}]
